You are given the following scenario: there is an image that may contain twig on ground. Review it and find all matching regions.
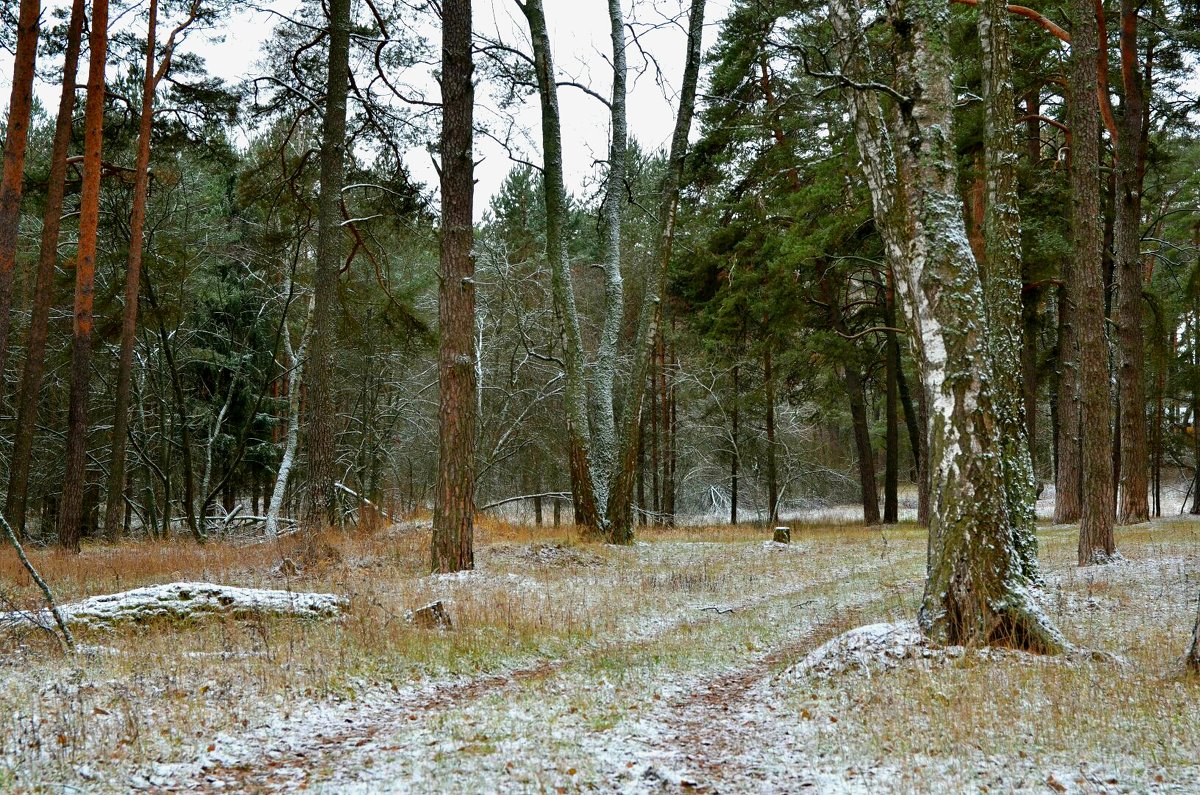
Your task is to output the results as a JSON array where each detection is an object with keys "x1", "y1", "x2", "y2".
[{"x1": 1, "y1": 511, "x2": 75, "y2": 652}]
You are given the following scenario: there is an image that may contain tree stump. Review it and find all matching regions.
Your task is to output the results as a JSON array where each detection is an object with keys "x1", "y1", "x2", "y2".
[
  {"x1": 410, "y1": 600, "x2": 453, "y2": 630},
  {"x1": 772, "y1": 526, "x2": 790, "y2": 544}
]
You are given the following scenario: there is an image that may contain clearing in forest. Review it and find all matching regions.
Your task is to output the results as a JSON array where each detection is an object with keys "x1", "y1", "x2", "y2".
[{"x1": 1, "y1": 521, "x2": 1198, "y2": 793}]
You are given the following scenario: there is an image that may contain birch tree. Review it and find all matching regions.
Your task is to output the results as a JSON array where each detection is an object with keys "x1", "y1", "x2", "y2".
[
  {"x1": 267, "y1": 293, "x2": 313, "y2": 538},
  {"x1": 977, "y1": 0, "x2": 1040, "y2": 581},
  {"x1": 829, "y1": 0, "x2": 1064, "y2": 652},
  {"x1": 518, "y1": 0, "x2": 706, "y2": 542}
]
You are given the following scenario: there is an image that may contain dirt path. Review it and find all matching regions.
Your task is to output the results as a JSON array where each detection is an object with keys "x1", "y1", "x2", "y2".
[{"x1": 159, "y1": 552, "x2": 907, "y2": 794}]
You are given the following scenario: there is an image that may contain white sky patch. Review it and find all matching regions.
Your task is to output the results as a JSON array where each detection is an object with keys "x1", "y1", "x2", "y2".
[{"x1": 2, "y1": 0, "x2": 732, "y2": 219}]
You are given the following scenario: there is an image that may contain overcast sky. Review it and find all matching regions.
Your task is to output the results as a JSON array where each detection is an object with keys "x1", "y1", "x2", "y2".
[{"x1": 1, "y1": 0, "x2": 732, "y2": 219}]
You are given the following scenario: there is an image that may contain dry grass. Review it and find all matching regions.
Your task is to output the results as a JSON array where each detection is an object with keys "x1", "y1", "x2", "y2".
[{"x1": 1, "y1": 519, "x2": 1197, "y2": 792}]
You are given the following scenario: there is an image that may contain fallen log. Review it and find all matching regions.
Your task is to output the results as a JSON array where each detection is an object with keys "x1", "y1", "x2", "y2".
[{"x1": 0, "y1": 582, "x2": 347, "y2": 631}]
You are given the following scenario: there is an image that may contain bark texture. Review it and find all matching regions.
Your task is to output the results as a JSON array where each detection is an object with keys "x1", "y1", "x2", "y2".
[
  {"x1": 978, "y1": 0, "x2": 1041, "y2": 582},
  {"x1": 106, "y1": 0, "x2": 159, "y2": 538},
  {"x1": 831, "y1": 0, "x2": 1064, "y2": 653},
  {"x1": 59, "y1": 0, "x2": 111, "y2": 552},
  {"x1": 432, "y1": 0, "x2": 477, "y2": 574},
  {"x1": 303, "y1": 0, "x2": 351, "y2": 530},
  {"x1": 6, "y1": 0, "x2": 85, "y2": 537},
  {"x1": 1069, "y1": 0, "x2": 1117, "y2": 564},
  {"x1": 1114, "y1": 0, "x2": 1149, "y2": 524},
  {"x1": 0, "y1": 0, "x2": 40, "y2": 410},
  {"x1": 520, "y1": 0, "x2": 705, "y2": 542}
]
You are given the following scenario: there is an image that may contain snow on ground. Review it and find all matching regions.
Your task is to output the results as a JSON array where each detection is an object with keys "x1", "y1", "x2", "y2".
[{"x1": 2, "y1": 521, "x2": 1199, "y2": 793}]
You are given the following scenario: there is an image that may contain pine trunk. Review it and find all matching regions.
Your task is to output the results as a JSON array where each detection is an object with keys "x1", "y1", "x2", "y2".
[
  {"x1": 764, "y1": 346, "x2": 778, "y2": 522},
  {"x1": 59, "y1": 0, "x2": 110, "y2": 552},
  {"x1": 1114, "y1": 0, "x2": 1149, "y2": 524},
  {"x1": 1070, "y1": 0, "x2": 1117, "y2": 563},
  {"x1": 432, "y1": 0, "x2": 477, "y2": 574},
  {"x1": 105, "y1": 0, "x2": 160, "y2": 539},
  {"x1": 0, "y1": 0, "x2": 40, "y2": 409},
  {"x1": 1054, "y1": 281, "x2": 1082, "y2": 523},
  {"x1": 303, "y1": 0, "x2": 351, "y2": 530},
  {"x1": 6, "y1": 0, "x2": 85, "y2": 537}
]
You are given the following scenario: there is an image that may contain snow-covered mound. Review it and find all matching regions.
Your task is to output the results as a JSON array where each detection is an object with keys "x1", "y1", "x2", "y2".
[
  {"x1": 0, "y1": 582, "x2": 347, "y2": 630},
  {"x1": 788, "y1": 620, "x2": 942, "y2": 678}
]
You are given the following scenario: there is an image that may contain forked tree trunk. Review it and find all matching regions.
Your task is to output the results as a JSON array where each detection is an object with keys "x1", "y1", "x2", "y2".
[
  {"x1": 303, "y1": 0, "x2": 351, "y2": 530},
  {"x1": 1070, "y1": 0, "x2": 1117, "y2": 564},
  {"x1": 0, "y1": 0, "x2": 40, "y2": 409},
  {"x1": 59, "y1": 0, "x2": 111, "y2": 552},
  {"x1": 831, "y1": 0, "x2": 1064, "y2": 653},
  {"x1": 6, "y1": 0, "x2": 85, "y2": 537},
  {"x1": 432, "y1": 0, "x2": 477, "y2": 574},
  {"x1": 521, "y1": 0, "x2": 705, "y2": 542},
  {"x1": 1114, "y1": 0, "x2": 1149, "y2": 525},
  {"x1": 978, "y1": 0, "x2": 1041, "y2": 582},
  {"x1": 605, "y1": 0, "x2": 705, "y2": 538}
]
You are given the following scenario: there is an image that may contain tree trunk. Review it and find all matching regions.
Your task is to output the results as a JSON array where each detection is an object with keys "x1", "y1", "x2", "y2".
[
  {"x1": 106, "y1": 0, "x2": 160, "y2": 538},
  {"x1": 267, "y1": 300, "x2": 311, "y2": 537},
  {"x1": 58, "y1": 0, "x2": 110, "y2": 553},
  {"x1": 520, "y1": 0, "x2": 602, "y2": 532},
  {"x1": 0, "y1": 0, "x2": 41, "y2": 409},
  {"x1": 1054, "y1": 280, "x2": 1082, "y2": 523},
  {"x1": 303, "y1": 0, "x2": 351, "y2": 530},
  {"x1": 979, "y1": 0, "x2": 1041, "y2": 582},
  {"x1": 588, "y1": 0, "x2": 628, "y2": 518},
  {"x1": 602, "y1": 0, "x2": 705, "y2": 539},
  {"x1": 1114, "y1": 0, "x2": 1149, "y2": 525},
  {"x1": 832, "y1": 0, "x2": 1064, "y2": 653},
  {"x1": 764, "y1": 346, "x2": 778, "y2": 523},
  {"x1": 1188, "y1": 590, "x2": 1200, "y2": 673},
  {"x1": 6, "y1": 0, "x2": 85, "y2": 537},
  {"x1": 1021, "y1": 288, "x2": 1040, "y2": 477},
  {"x1": 845, "y1": 365, "x2": 881, "y2": 526},
  {"x1": 1070, "y1": 0, "x2": 1117, "y2": 563},
  {"x1": 884, "y1": 278, "x2": 900, "y2": 523},
  {"x1": 731, "y1": 361, "x2": 739, "y2": 525},
  {"x1": 432, "y1": 0, "x2": 477, "y2": 574}
]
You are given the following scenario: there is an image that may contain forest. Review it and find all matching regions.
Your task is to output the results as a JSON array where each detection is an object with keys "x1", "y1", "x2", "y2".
[{"x1": 1, "y1": 0, "x2": 1200, "y2": 791}]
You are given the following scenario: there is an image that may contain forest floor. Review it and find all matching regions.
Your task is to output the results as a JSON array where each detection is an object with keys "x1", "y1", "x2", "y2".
[{"x1": 1, "y1": 518, "x2": 1199, "y2": 793}]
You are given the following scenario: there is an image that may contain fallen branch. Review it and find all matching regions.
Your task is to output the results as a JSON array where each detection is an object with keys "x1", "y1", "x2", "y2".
[
  {"x1": 0, "y1": 511, "x2": 74, "y2": 651},
  {"x1": 479, "y1": 491, "x2": 572, "y2": 511}
]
